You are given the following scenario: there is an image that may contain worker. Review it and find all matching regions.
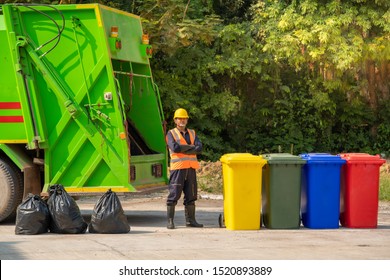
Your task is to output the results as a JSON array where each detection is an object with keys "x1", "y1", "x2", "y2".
[{"x1": 165, "y1": 108, "x2": 203, "y2": 229}]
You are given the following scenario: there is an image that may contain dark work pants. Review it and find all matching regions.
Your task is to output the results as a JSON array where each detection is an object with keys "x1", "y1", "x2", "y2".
[{"x1": 166, "y1": 168, "x2": 198, "y2": 206}]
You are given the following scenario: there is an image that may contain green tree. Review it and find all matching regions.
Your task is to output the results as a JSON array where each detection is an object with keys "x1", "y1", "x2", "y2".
[
  {"x1": 249, "y1": 0, "x2": 390, "y2": 154},
  {"x1": 251, "y1": 0, "x2": 390, "y2": 110}
]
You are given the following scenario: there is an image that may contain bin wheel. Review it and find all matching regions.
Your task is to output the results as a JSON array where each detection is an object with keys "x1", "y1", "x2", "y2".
[
  {"x1": 260, "y1": 213, "x2": 263, "y2": 228},
  {"x1": 218, "y1": 213, "x2": 225, "y2": 228}
]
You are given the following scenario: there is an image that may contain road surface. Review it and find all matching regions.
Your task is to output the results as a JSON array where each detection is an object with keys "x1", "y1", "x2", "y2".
[{"x1": 0, "y1": 191, "x2": 389, "y2": 260}]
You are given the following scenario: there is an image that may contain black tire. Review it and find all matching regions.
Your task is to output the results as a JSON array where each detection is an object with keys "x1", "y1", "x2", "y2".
[
  {"x1": 218, "y1": 213, "x2": 225, "y2": 228},
  {"x1": 0, "y1": 158, "x2": 24, "y2": 222},
  {"x1": 260, "y1": 213, "x2": 263, "y2": 228}
]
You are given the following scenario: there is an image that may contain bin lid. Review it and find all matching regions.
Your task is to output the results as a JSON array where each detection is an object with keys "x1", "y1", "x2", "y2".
[
  {"x1": 220, "y1": 153, "x2": 267, "y2": 166},
  {"x1": 261, "y1": 153, "x2": 306, "y2": 165},
  {"x1": 339, "y1": 153, "x2": 386, "y2": 165},
  {"x1": 300, "y1": 153, "x2": 346, "y2": 164}
]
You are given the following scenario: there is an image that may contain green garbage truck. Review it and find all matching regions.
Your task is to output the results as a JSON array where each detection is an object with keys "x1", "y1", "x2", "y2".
[{"x1": 0, "y1": 3, "x2": 168, "y2": 222}]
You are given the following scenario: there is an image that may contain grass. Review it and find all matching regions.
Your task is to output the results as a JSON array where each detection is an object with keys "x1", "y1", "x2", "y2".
[{"x1": 380, "y1": 166, "x2": 390, "y2": 201}]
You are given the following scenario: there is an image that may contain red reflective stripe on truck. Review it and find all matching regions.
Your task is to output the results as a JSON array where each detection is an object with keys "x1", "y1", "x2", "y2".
[
  {"x1": 0, "y1": 102, "x2": 22, "y2": 109},
  {"x1": 0, "y1": 116, "x2": 24, "y2": 123},
  {"x1": 0, "y1": 102, "x2": 24, "y2": 122}
]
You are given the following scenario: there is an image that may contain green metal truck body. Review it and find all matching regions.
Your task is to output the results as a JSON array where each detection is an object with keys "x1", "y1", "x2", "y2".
[{"x1": 0, "y1": 3, "x2": 168, "y2": 222}]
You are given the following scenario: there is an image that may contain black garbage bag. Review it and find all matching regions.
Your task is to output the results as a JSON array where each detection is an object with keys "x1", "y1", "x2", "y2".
[
  {"x1": 47, "y1": 184, "x2": 87, "y2": 234},
  {"x1": 15, "y1": 194, "x2": 50, "y2": 235},
  {"x1": 88, "y1": 189, "x2": 130, "y2": 234}
]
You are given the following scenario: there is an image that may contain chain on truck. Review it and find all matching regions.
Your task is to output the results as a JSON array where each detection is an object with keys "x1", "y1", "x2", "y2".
[{"x1": 0, "y1": 3, "x2": 169, "y2": 222}]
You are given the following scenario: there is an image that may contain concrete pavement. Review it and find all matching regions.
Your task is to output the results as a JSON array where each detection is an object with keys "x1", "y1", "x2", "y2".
[{"x1": 0, "y1": 192, "x2": 389, "y2": 260}]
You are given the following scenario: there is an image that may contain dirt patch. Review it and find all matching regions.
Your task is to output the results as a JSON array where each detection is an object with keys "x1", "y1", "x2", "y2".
[{"x1": 197, "y1": 161, "x2": 223, "y2": 194}]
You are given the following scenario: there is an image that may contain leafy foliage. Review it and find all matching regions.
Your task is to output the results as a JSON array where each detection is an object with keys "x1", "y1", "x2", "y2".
[{"x1": 2, "y1": 0, "x2": 390, "y2": 160}]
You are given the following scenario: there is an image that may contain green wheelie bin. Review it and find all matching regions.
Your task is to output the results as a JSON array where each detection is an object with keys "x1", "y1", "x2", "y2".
[{"x1": 261, "y1": 153, "x2": 306, "y2": 229}]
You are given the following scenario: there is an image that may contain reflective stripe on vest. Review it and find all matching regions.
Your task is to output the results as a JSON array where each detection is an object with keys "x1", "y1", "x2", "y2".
[{"x1": 168, "y1": 128, "x2": 200, "y2": 170}]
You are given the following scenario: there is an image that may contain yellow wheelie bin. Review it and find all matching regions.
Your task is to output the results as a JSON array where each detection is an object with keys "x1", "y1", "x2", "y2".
[{"x1": 220, "y1": 153, "x2": 267, "y2": 230}]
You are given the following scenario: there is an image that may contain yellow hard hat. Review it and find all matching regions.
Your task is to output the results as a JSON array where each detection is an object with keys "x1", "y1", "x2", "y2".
[{"x1": 173, "y1": 108, "x2": 189, "y2": 119}]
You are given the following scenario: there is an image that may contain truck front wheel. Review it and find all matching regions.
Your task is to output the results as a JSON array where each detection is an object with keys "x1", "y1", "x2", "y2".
[{"x1": 0, "y1": 159, "x2": 23, "y2": 222}]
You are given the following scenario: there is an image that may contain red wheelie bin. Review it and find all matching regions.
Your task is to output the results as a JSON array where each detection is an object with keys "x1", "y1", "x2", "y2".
[{"x1": 339, "y1": 153, "x2": 386, "y2": 228}]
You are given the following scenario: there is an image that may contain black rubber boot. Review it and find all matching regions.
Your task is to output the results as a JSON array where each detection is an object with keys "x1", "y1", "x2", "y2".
[
  {"x1": 185, "y1": 205, "x2": 203, "y2": 227},
  {"x1": 167, "y1": 205, "x2": 175, "y2": 229}
]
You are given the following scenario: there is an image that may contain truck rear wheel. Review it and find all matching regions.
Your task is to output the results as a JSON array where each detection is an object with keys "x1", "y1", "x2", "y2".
[{"x1": 0, "y1": 158, "x2": 23, "y2": 222}]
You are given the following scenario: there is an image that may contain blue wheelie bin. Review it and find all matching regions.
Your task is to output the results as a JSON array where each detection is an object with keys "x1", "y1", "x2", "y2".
[{"x1": 300, "y1": 153, "x2": 346, "y2": 229}]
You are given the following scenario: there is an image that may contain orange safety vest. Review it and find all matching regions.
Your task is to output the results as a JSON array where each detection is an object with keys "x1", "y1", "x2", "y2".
[{"x1": 167, "y1": 128, "x2": 200, "y2": 170}]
